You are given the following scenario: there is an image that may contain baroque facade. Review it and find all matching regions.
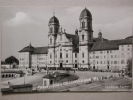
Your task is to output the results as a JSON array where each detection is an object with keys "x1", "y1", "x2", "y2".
[{"x1": 19, "y1": 8, "x2": 132, "y2": 71}]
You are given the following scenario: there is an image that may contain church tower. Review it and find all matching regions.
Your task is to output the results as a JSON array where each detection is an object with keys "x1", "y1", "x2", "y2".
[
  {"x1": 78, "y1": 8, "x2": 93, "y2": 69},
  {"x1": 79, "y1": 8, "x2": 93, "y2": 43},
  {"x1": 48, "y1": 16, "x2": 60, "y2": 46},
  {"x1": 48, "y1": 15, "x2": 60, "y2": 68}
]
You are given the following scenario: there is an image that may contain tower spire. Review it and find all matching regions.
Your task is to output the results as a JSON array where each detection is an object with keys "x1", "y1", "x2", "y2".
[
  {"x1": 99, "y1": 29, "x2": 102, "y2": 32},
  {"x1": 53, "y1": 9, "x2": 55, "y2": 16},
  {"x1": 84, "y1": 0, "x2": 87, "y2": 8},
  {"x1": 132, "y1": 24, "x2": 133, "y2": 35}
]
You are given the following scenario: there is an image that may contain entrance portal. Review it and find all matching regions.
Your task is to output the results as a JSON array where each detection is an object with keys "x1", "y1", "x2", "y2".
[
  {"x1": 60, "y1": 63, "x2": 63, "y2": 68},
  {"x1": 75, "y1": 64, "x2": 78, "y2": 68},
  {"x1": 107, "y1": 65, "x2": 109, "y2": 70},
  {"x1": 93, "y1": 66, "x2": 95, "y2": 70}
]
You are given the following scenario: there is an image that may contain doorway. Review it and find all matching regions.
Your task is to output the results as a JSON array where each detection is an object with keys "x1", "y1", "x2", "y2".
[
  {"x1": 75, "y1": 64, "x2": 78, "y2": 68},
  {"x1": 60, "y1": 63, "x2": 63, "y2": 68},
  {"x1": 93, "y1": 66, "x2": 95, "y2": 70}
]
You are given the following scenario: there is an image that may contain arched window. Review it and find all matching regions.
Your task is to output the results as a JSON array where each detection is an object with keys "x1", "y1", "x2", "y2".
[
  {"x1": 75, "y1": 53, "x2": 77, "y2": 58},
  {"x1": 50, "y1": 27, "x2": 53, "y2": 33},
  {"x1": 50, "y1": 38, "x2": 52, "y2": 44},
  {"x1": 82, "y1": 21, "x2": 85, "y2": 28},
  {"x1": 82, "y1": 34, "x2": 84, "y2": 41},
  {"x1": 60, "y1": 35, "x2": 62, "y2": 41},
  {"x1": 60, "y1": 53, "x2": 62, "y2": 58}
]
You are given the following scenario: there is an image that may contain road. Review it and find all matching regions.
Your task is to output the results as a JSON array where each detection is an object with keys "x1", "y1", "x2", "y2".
[{"x1": 66, "y1": 77, "x2": 132, "y2": 91}]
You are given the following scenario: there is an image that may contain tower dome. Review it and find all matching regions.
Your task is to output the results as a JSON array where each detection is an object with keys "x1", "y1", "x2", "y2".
[
  {"x1": 49, "y1": 16, "x2": 59, "y2": 24},
  {"x1": 80, "y1": 8, "x2": 92, "y2": 19}
]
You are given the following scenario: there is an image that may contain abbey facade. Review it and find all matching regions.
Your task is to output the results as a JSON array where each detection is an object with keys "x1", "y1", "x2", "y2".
[{"x1": 19, "y1": 8, "x2": 132, "y2": 72}]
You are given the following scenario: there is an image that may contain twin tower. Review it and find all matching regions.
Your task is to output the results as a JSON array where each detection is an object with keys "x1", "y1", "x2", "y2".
[{"x1": 48, "y1": 8, "x2": 93, "y2": 43}]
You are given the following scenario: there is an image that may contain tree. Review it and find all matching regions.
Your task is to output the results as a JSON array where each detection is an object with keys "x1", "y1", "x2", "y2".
[
  {"x1": 5, "y1": 56, "x2": 19, "y2": 65},
  {"x1": 126, "y1": 59, "x2": 132, "y2": 77}
]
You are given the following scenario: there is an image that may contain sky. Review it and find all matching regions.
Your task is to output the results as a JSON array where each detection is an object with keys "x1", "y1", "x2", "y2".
[{"x1": 0, "y1": 0, "x2": 133, "y2": 60}]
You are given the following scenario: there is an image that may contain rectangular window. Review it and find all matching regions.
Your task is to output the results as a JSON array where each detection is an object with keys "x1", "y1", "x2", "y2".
[
  {"x1": 121, "y1": 60, "x2": 125, "y2": 64},
  {"x1": 111, "y1": 55, "x2": 113, "y2": 58},
  {"x1": 107, "y1": 61, "x2": 109, "y2": 64},
  {"x1": 114, "y1": 61, "x2": 117, "y2": 64},
  {"x1": 82, "y1": 52, "x2": 84, "y2": 58},
  {"x1": 66, "y1": 53, "x2": 68, "y2": 58},
  {"x1": 50, "y1": 54, "x2": 52, "y2": 59}
]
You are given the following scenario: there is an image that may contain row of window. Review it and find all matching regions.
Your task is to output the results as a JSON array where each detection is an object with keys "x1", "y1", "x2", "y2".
[
  {"x1": 50, "y1": 53, "x2": 78, "y2": 59},
  {"x1": 121, "y1": 48, "x2": 131, "y2": 51},
  {"x1": 49, "y1": 60, "x2": 84, "y2": 64},
  {"x1": 92, "y1": 60, "x2": 127, "y2": 65}
]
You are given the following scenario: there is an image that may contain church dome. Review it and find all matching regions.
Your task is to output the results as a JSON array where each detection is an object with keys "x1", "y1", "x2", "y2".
[
  {"x1": 49, "y1": 16, "x2": 59, "y2": 24},
  {"x1": 80, "y1": 8, "x2": 92, "y2": 19}
]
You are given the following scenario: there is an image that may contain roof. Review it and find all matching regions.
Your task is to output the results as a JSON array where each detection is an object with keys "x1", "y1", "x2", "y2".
[
  {"x1": 2, "y1": 70, "x2": 24, "y2": 74},
  {"x1": 43, "y1": 74, "x2": 55, "y2": 79},
  {"x1": 19, "y1": 44, "x2": 34, "y2": 52},
  {"x1": 43, "y1": 72, "x2": 70, "y2": 80},
  {"x1": 19, "y1": 45, "x2": 48, "y2": 54},
  {"x1": 10, "y1": 84, "x2": 32, "y2": 89},
  {"x1": 49, "y1": 16, "x2": 59, "y2": 24},
  {"x1": 80, "y1": 8, "x2": 92, "y2": 19},
  {"x1": 33, "y1": 47, "x2": 48, "y2": 54},
  {"x1": 91, "y1": 37, "x2": 132, "y2": 51},
  {"x1": 93, "y1": 37, "x2": 108, "y2": 42},
  {"x1": 65, "y1": 33, "x2": 79, "y2": 52}
]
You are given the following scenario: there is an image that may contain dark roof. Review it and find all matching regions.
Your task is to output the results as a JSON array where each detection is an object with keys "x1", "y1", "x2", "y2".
[
  {"x1": 93, "y1": 37, "x2": 108, "y2": 42},
  {"x1": 1, "y1": 88, "x2": 13, "y2": 92},
  {"x1": 125, "y1": 35, "x2": 133, "y2": 39},
  {"x1": 43, "y1": 72, "x2": 69, "y2": 80},
  {"x1": 2, "y1": 70, "x2": 24, "y2": 74},
  {"x1": 19, "y1": 45, "x2": 48, "y2": 54},
  {"x1": 19, "y1": 44, "x2": 34, "y2": 52},
  {"x1": 49, "y1": 16, "x2": 59, "y2": 24},
  {"x1": 33, "y1": 47, "x2": 48, "y2": 54},
  {"x1": 80, "y1": 8, "x2": 92, "y2": 19},
  {"x1": 65, "y1": 33, "x2": 79, "y2": 52},
  {"x1": 43, "y1": 74, "x2": 55, "y2": 79},
  {"x1": 91, "y1": 37, "x2": 132, "y2": 51},
  {"x1": 11, "y1": 84, "x2": 32, "y2": 89}
]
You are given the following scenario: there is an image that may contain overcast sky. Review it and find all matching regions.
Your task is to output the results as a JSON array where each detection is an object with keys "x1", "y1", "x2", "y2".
[{"x1": 0, "y1": 0, "x2": 133, "y2": 60}]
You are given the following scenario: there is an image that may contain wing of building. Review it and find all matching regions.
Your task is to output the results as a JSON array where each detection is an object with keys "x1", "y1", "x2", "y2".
[{"x1": 18, "y1": 8, "x2": 133, "y2": 72}]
